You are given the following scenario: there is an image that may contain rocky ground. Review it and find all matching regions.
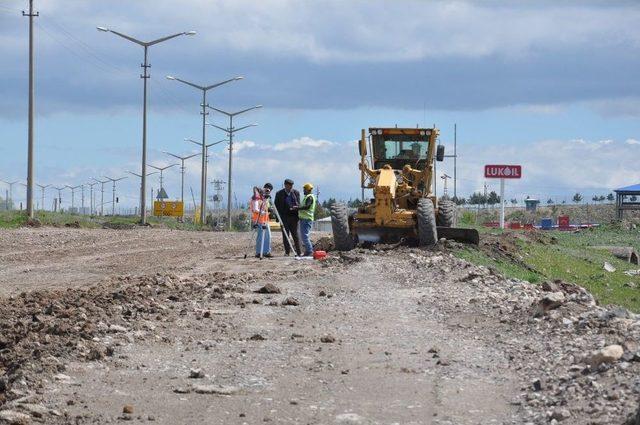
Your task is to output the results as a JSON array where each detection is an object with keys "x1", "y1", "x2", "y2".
[{"x1": 0, "y1": 228, "x2": 639, "y2": 424}]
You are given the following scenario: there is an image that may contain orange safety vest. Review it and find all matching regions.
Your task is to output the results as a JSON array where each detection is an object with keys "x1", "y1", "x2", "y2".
[{"x1": 250, "y1": 197, "x2": 269, "y2": 225}]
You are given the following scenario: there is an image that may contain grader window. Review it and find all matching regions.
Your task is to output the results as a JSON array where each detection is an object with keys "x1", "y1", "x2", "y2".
[{"x1": 373, "y1": 133, "x2": 430, "y2": 168}]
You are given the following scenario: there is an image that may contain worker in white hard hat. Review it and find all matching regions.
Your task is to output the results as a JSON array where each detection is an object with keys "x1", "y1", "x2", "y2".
[{"x1": 292, "y1": 182, "x2": 316, "y2": 257}]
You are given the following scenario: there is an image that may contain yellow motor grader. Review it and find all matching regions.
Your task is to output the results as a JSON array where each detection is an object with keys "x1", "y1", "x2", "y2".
[{"x1": 330, "y1": 126, "x2": 479, "y2": 250}]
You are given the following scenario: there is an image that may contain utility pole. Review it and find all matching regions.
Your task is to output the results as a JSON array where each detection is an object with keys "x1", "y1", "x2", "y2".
[
  {"x1": 103, "y1": 176, "x2": 127, "y2": 216},
  {"x1": 92, "y1": 178, "x2": 108, "y2": 216},
  {"x1": 453, "y1": 123, "x2": 457, "y2": 200},
  {"x1": 1, "y1": 181, "x2": 20, "y2": 210},
  {"x1": 65, "y1": 185, "x2": 81, "y2": 212},
  {"x1": 206, "y1": 105, "x2": 262, "y2": 230},
  {"x1": 87, "y1": 182, "x2": 99, "y2": 215},
  {"x1": 162, "y1": 151, "x2": 199, "y2": 203},
  {"x1": 211, "y1": 179, "x2": 226, "y2": 213},
  {"x1": 97, "y1": 27, "x2": 195, "y2": 225},
  {"x1": 80, "y1": 184, "x2": 85, "y2": 214},
  {"x1": 441, "y1": 174, "x2": 451, "y2": 197},
  {"x1": 185, "y1": 138, "x2": 227, "y2": 219},
  {"x1": 36, "y1": 183, "x2": 49, "y2": 211},
  {"x1": 166, "y1": 75, "x2": 243, "y2": 224},
  {"x1": 148, "y1": 164, "x2": 178, "y2": 199},
  {"x1": 53, "y1": 186, "x2": 65, "y2": 212},
  {"x1": 483, "y1": 182, "x2": 489, "y2": 209},
  {"x1": 23, "y1": 0, "x2": 38, "y2": 219}
]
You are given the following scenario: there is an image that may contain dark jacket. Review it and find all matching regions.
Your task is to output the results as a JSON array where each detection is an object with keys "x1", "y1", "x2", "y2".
[{"x1": 274, "y1": 188, "x2": 300, "y2": 219}]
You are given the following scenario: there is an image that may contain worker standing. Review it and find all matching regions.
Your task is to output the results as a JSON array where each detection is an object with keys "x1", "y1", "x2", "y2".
[
  {"x1": 295, "y1": 182, "x2": 316, "y2": 257},
  {"x1": 274, "y1": 178, "x2": 301, "y2": 256},
  {"x1": 250, "y1": 185, "x2": 272, "y2": 258}
]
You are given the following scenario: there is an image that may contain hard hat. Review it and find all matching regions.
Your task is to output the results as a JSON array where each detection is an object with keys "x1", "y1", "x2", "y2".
[{"x1": 303, "y1": 183, "x2": 314, "y2": 191}]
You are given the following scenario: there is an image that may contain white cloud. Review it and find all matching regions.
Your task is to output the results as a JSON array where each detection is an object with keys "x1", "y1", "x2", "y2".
[
  {"x1": 626, "y1": 138, "x2": 640, "y2": 145},
  {"x1": 273, "y1": 137, "x2": 335, "y2": 151}
]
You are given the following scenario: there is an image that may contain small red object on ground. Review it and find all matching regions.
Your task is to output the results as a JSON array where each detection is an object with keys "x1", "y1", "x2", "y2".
[
  {"x1": 558, "y1": 215, "x2": 570, "y2": 229},
  {"x1": 313, "y1": 251, "x2": 327, "y2": 260}
]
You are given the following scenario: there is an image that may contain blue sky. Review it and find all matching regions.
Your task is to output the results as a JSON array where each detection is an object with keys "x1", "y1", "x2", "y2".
[{"x1": 1, "y1": 0, "x2": 640, "y2": 209}]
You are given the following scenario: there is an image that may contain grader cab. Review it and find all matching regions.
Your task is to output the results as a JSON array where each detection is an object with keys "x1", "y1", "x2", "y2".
[{"x1": 330, "y1": 126, "x2": 479, "y2": 250}]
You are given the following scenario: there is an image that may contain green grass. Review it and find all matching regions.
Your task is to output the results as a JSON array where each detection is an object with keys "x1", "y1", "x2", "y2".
[{"x1": 452, "y1": 224, "x2": 640, "y2": 312}]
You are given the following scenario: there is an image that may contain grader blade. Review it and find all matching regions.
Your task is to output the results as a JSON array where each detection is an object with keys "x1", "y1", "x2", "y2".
[{"x1": 437, "y1": 227, "x2": 480, "y2": 245}]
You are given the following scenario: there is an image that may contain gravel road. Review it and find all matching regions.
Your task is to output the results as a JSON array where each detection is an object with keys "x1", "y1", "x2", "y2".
[{"x1": 0, "y1": 228, "x2": 638, "y2": 424}]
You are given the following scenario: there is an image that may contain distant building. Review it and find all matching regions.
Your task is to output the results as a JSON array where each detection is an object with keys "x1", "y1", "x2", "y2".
[
  {"x1": 614, "y1": 184, "x2": 640, "y2": 220},
  {"x1": 524, "y1": 198, "x2": 540, "y2": 212}
]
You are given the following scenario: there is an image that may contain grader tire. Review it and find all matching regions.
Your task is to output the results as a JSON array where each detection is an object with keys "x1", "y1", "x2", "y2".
[
  {"x1": 417, "y1": 199, "x2": 438, "y2": 247},
  {"x1": 437, "y1": 200, "x2": 456, "y2": 228},
  {"x1": 330, "y1": 203, "x2": 354, "y2": 251}
]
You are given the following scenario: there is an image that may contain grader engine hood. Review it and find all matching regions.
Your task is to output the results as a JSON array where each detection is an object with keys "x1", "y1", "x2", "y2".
[{"x1": 373, "y1": 167, "x2": 397, "y2": 226}]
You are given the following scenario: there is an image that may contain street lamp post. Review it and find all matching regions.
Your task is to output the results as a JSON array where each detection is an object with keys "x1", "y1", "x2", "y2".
[
  {"x1": 92, "y1": 178, "x2": 109, "y2": 216},
  {"x1": 166, "y1": 75, "x2": 243, "y2": 224},
  {"x1": 53, "y1": 186, "x2": 65, "y2": 212},
  {"x1": 206, "y1": 105, "x2": 262, "y2": 229},
  {"x1": 185, "y1": 138, "x2": 227, "y2": 218},
  {"x1": 103, "y1": 176, "x2": 127, "y2": 216},
  {"x1": 1, "y1": 180, "x2": 20, "y2": 210},
  {"x1": 148, "y1": 164, "x2": 178, "y2": 199},
  {"x1": 162, "y1": 151, "x2": 199, "y2": 203},
  {"x1": 97, "y1": 27, "x2": 195, "y2": 225},
  {"x1": 87, "y1": 181, "x2": 99, "y2": 215},
  {"x1": 35, "y1": 183, "x2": 49, "y2": 211},
  {"x1": 23, "y1": 0, "x2": 38, "y2": 218},
  {"x1": 65, "y1": 184, "x2": 81, "y2": 212}
]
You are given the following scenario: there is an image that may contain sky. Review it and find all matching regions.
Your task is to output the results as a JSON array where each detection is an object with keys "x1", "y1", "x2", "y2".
[{"x1": 1, "y1": 0, "x2": 640, "y2": 210}]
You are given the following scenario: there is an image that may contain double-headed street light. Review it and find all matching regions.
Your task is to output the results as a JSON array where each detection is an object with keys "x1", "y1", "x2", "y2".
[
  {"x1": 166, "y1": 75, "x2": 243, "y2": 224},
  {"x1": 1, "y1": 180, "x2": 20, "y2": 210},
  {"x1": 162, "y1": 151, "x2": 199, "y2": 203},
  {"x1": 35, "y1": 183, "x2": 50, "y2": 211},
  {"x1": 91, "y1": 178, "x2": 109, "y2": 216},
  {"x1": 185, "y1": 137, "x2": 227, "y2": 217},
  {"x1": 65, "y1": 184, "x2": 82, "y2": 212},
  {"x1": 206, "y1": 105, "x2": 262, "y2": 229},
  {"x1": 97, "y1": 27, "x2": 195, "y2": 225},
  {"x1": 148, "y1": 164, "x2": 178, "y2": 199},
  {"x1": 103, "y1": 176, "x2": 127, "y2": 216}
]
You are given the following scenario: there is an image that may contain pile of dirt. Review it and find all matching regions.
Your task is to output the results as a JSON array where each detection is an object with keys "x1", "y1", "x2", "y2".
[{"x1": 0, "y1": 271, "x2": 252, "y2": 408}]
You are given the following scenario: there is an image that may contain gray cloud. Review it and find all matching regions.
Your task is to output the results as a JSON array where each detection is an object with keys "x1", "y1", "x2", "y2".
[{"x1": 1, "y1": 0, "x2": 640, "y2": 117}]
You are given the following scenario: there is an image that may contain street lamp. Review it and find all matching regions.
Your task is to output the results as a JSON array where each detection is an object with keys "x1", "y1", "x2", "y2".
[
  {"x1": 65, "y1": 184, "x2": 82, "y2": 212},
  {"x1": 1, "y1": 180, "x2": 20, "y2": 210},
  {"x1": 87, "y1": 181, "x2": 99, "y2": 216},
  {"x1": 166, "y1": 74, "x2": 242, "y2": 224},
  {"x1": 148, "y1": 164, "x2": 178, "y2": 199},
  {"x1": 91, "y1": 178, "x2": 109, "y2": 216},
  {"x1": 206, "y1": 104, "x2": 262, "y2": 229},
  {"x1": 35, "y1": 183, "x2": 50, "y2": 211},
  {"x1": 162, "y1": 151, "x2": 199, "y2": 203},
  {"x1": 103, "y1": 176, "x2": 127, "y2": 216},
  {"x1": 53, "y1": 186, "x2": 65, "y2": 212},
  {"x1": 185, "y1": 137, "x2": 227, "y2": 216},
  {"x1": 97, "y1": 26, "x2": 195, "y2": 225}
]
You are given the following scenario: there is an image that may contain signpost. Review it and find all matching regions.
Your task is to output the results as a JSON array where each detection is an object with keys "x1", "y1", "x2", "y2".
[
  {"x1": 484, "y1": 165, "x2": 522, "y2": 229},
  {"x1": 153, "y1": 201, "x2": 184, "y2": 217}
]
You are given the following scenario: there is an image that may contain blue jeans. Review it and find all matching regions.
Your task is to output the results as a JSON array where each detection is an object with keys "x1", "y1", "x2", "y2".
[
  {"x1": 255, "y1": 225, "x2": 271, "y2": 255},
  {"x1": 300, "y1": 219, "x2": 313, "y2": 255}
]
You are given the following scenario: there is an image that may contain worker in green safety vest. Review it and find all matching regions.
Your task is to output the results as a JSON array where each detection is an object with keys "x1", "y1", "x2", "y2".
[{"x1": 293, "y1": 182, "x2": 316, "y2": 257}]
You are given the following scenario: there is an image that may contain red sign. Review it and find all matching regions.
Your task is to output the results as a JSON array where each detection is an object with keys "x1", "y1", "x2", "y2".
[{"x1": 484, "y1": 164, "x2": 522, "y2": 179}]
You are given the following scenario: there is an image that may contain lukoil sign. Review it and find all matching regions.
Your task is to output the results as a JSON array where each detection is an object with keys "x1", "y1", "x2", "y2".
[{"x1": 484, "y1": 165, "x2": 522, "y2": 179}]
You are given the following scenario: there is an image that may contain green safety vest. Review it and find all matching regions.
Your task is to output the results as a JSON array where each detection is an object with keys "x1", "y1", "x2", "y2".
[{"x1": 299, "y1": 194, "x2": 316, "y2": 221}]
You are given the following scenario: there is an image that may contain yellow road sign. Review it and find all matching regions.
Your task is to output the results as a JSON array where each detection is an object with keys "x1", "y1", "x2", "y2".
[{"x1": 153, "y1": 201, "x2": 184, "y2": 217}]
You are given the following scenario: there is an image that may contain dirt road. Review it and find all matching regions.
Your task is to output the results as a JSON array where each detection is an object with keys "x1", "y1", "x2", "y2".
[{"x1": 0, "y1": 228, "x2": 638, "y2": 424}]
